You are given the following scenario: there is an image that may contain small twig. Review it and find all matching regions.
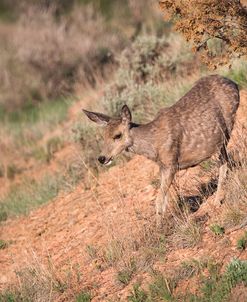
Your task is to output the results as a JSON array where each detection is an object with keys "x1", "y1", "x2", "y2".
[
  {"x1": 196, "y1": 38, "x2": 210, "y2": 51},
  {"x1": 165, "y1": 277, "x2": 171, "y2": 294}
]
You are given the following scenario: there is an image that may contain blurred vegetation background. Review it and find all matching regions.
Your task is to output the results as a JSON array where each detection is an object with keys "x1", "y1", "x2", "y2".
[{"x1": 0, "y1": 0, "x2": 165, "y2": 112}]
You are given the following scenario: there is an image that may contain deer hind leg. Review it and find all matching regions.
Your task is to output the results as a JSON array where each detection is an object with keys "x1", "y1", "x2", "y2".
[
  {"x1": 155, "y1": 166, "x2": 175, "y2": 227},
  {"x1": 214, "y1": 144, "x2": 229, "y2": 205}
]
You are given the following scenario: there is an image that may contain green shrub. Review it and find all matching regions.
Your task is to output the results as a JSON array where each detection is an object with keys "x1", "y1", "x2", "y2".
[
  {"x1": 6, "y1": 165, "x2": 22, "y2": 180},
  {"x1": 0, "y1": 239, "x2": 8, "y2": 249},
  {"x1": 128, "y1": 272, "x2": 176, "y2": 302},
  {"x1": 226, "y1": 258, "x2": 247, "y2": 285},
  {"x1": 0, "y1": 291, "x2": 21, "y2": 302},
  {"x1": 236, "y1": 231, "x2": 247, "y2": 251},
  {"x1": 224, "y1": 60, "x2": 247, "y2": 88},
  {"x1": 200, "y1": 159, "x2": 215, "y2": 172},
  {"x1": 31, "y1": 146, "x2": 50, "y2": 163},
  {"x1": 102, "y1": 34, "x2": 195, "y2": 123},
  {"x1": 149, "y1": 271, "x2": 175, "y2": 302},
  {"x1": 0, "y1": 163, "x2": 4, "y2": 178},
  {"x1": 128, "y1": 259, "x2": 247, "y2": 302},
  {"x1": 178, "y1": 259, "x2": 247, "y2": 302},
  {"x1": 117, "y1": 269, "x2": 134, "y2": 286},
  {"x1": 75, "y1": 291, "x2": 92, "y2": 302},
  {"x1": 117, "y1": 259, "x2": 136, "y2": 285},
  {"x1": 210, "y1": 224, "x2": 225, "y2": 236},
  {"x1": 32, "y1": 136, "x2": 64, "y2": 163},
  {"x1": 128, "y1": 284, "x2": 148, "y2": 302},
  {"x1": 0, "y1": 210, "x2": 8, "y2": 222}
]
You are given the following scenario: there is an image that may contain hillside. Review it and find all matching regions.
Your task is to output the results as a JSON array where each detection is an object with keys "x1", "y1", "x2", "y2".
[{"x1": 0, "y1": 90, "x2": 247, "y2": 301}]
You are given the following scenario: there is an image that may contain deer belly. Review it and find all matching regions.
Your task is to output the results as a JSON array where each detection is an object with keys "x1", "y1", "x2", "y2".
[{"x1": 178, "y1": 137, "x2": 222, "y2": 170}]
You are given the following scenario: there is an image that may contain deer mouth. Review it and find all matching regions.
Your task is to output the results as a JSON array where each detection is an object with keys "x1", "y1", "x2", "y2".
[{"x1": 104, "y1": 158, "x2": 113, "y2": 166}]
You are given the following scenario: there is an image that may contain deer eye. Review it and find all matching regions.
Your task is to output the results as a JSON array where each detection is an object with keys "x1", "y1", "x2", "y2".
[{"x1": 113, "y1": 133, "x2": 122, "y2": 140}]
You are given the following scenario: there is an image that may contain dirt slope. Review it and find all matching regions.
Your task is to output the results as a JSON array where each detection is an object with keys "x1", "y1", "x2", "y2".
[
  {"x1": 0, "y1": 91, "x2": 247, "y2": 301},
  {"x1": 0, "y1": 156, "x2": 159, "y2": 298}
]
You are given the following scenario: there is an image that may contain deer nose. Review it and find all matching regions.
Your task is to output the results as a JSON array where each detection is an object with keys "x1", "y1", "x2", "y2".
[{"x1": 98, "y1": 156, "x2": 106, "y2": 164}]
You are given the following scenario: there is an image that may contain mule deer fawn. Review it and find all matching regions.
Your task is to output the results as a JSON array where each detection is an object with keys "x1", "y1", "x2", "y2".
[{"x1": 83, "y1": 75, "x2": 239, "y2": 225}]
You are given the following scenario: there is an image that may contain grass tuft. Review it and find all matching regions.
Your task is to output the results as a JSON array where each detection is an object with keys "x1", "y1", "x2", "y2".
[
  {"x1": 128, "y1": 259, "x2": 247, "y2": 302},
  {"x1": 210, "y1": 224, "x2": 225, "y2": 237},
  {"x1": 0, "y1": 291, "x2": 21, "y2": 302},
  {"x1": 192, "y1": 258, "x2": 247, "y2": 302},
  {"x1": 75, "y1": 291, "x2": 92, "y2": 302},
  {"x1": 149, "y1": 271, "x2": 175, "y2": 302},
  {"x1": 127, "y1": 283, "x2": 148, "y2": 302},
  {"x1": 0, "y1": 258, "x2": 87, "y2": 302},
  {"x1": 117, "y1": 259, "x2": 137, "y2": 286},
  {"x1": 178, "y1": 258, "x2": 208, "y2": 280},
  {"x1": 173, "y1": 217, "x2": 202, "y2": 248},
  {"x1": 0, "y1": 239, "x2": 8, "y2": 249},
  {"x1": 0, "y1": 210, "x2": 8, "y2": 222},
  {"x1": 236, "y1": 231, "x2": 247, "y2": 251}
]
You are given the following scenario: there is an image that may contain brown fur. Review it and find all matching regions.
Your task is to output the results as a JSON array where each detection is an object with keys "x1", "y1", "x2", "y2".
[{"x1": 83, "y1": 75, "x2": 240, "y2": 225}]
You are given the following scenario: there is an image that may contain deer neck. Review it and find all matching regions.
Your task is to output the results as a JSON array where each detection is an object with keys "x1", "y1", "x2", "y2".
[{"x1": 128, "y1": 122, "x2": 157, "y2": 161}]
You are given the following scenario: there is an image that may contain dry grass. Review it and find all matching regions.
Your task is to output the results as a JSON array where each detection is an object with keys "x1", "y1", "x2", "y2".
[
  {"x1": 78, "y1": 182, "x2": 171, "y2": 289},
  {"x1": 98, "y1": 219, "x2": 167, "y2": 274},
  {"x1": 0, "y1": 252, "x2": 87, "y2": 302},
  {"x1": 220, "y1": 119, "x2": 247, "y2": 229},
  {"x1": 221, "y1": 167, "x2": 247, "y2": 228},
  {"x1": 172, "y1": 215, "x2": 203, "y2": 248}
]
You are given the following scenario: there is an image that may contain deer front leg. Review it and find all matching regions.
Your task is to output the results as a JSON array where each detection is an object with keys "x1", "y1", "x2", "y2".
[
  {"x1": 214, "y1": 162, "x2": 228, "y2": 205},
  {"x1": 155, "y1": 166, "x2": 175, "y2": 227},
  {"x1": 214, "y1": 145, "x2": 229, "y2": 205}
]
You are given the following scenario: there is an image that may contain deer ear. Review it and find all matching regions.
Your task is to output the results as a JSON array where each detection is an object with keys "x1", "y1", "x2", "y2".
[
  {"x1": 82, "y1": 109, "x2": 110, "y2": 126},
  {"x1": 121, "y1": 105, "x2": 132, "y2": 123}
]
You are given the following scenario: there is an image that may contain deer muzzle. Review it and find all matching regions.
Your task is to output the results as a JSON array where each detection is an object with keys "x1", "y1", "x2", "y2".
[{"x1": 98, "y1": 156, "x2": 112, "y2": 166}]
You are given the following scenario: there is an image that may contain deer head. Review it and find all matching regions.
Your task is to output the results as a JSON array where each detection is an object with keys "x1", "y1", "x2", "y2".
[{"x1": 82, "y1": 105, "x2": 133, "y2": 165}]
